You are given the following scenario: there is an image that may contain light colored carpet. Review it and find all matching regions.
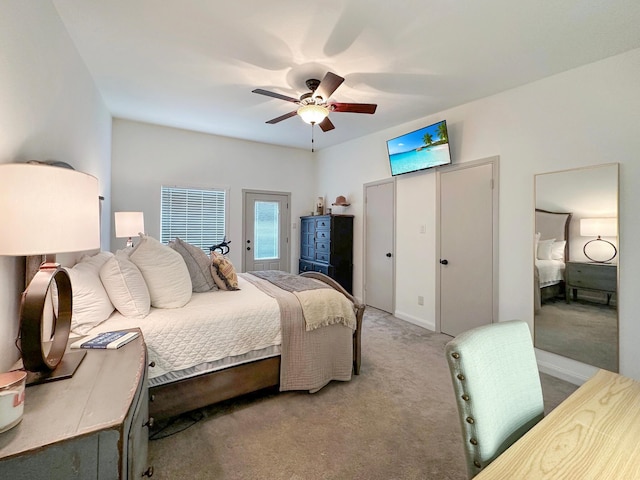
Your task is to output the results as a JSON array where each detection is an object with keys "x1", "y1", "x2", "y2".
[
  {"x1": 535, "y1": 297, "x2": 617, "y2": 371},
  {"x1": 148, "y1": 309, "x2": 577, "y2": 479}
]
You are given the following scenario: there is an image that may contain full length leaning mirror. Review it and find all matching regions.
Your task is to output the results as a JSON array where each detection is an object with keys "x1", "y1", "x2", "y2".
[{"x1": 534, "y1": 163, "x2": 619, "y2": 371}]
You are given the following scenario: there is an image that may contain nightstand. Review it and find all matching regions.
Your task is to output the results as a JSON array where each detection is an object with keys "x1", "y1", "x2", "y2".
[
  {"x1": 565, "y1": 261, "x2": 617, "y2": 304},
  {"x1": 0, "y1": 329, "x2": 153, "y2": 479}
]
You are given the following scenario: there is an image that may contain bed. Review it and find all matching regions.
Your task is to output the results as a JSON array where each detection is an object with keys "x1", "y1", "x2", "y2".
[
  {"x1": 61, "y1": 236, "x2": 365, "y2": 420},
  {"x1": 534, "y1": 209, "x2": 572, "y2": 313}
]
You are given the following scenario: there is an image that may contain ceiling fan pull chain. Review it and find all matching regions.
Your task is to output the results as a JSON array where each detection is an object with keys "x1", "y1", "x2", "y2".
[{"x1": 311, "y1": 122, "x2": 315, "y2": 152}]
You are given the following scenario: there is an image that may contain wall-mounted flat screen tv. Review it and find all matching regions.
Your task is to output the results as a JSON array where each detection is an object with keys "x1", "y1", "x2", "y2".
[{"x1": 386, "y1": 120, "x2": 451, "y2": 176}]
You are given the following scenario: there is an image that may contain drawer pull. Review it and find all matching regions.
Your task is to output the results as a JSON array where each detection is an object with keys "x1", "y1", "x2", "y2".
[
  {"x1": 148, "y1": 361, "x2": 156, "y2": 368},
  {"x1": 143, "y1": 417, "x2": 155, "y2": 429},
  {"x1": 142, "y1": 466, "x2": 154, "y2": 477}
]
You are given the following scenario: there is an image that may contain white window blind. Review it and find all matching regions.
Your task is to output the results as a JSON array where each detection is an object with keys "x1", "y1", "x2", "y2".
[{"x1": 160, "y1": 186, "x2": 226, "y2": 251}]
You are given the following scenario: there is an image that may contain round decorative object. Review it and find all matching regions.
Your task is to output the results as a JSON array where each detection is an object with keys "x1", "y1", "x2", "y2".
[
  {"x1": 20, "y1": 265, "x2": 72, "y2": 372},
  {"x1": 583, "y1": 238, "x2": 617, "y2": 263}
]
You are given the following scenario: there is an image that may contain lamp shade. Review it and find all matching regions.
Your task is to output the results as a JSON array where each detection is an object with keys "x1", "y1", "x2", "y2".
[
  {"x1": 115, "y1": 211, "x2": 145, "y2": 238},
  {"x1": 0, "y1": 163, "x2": 100, "y2": 256},
  {"x1": 580, "y1": 218, "x2": 617, "y2": 237},
  {"x1": 297, "y1": 104, "x2": 329, "y2": 124}
]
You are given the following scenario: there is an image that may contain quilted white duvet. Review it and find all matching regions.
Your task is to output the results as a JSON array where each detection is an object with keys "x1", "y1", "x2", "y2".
[{"x1": 84, "y1": 274, "x2": 281, "y2": 381}]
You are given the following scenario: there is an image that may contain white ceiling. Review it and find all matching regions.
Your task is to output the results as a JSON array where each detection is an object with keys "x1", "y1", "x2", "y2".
[{"x1": 53, "y1": 0, "x2": 640, "y2": 151}]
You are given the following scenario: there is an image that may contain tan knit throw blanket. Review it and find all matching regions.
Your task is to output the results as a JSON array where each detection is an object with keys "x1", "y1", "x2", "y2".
[{"x1": 293, "y1": 288, "x2": 357, "y2": 331}]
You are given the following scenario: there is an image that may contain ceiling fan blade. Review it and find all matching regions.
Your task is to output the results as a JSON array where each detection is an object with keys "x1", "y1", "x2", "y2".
[
  {"x1": 265, "y1": 111, "x2": 298, "y2": 124},
  {"x1": 252, "y1": 89, "x2": 299, "y2": 103},
  {"x1": 331, "y1": 102, "x2": 377, "y2": 114},
  {"x1": 318, "y1": 117, "x2": 335, "y2": 132},
  {"x1": 314, "y1": 72, "x2": 344, "y2": 101}
]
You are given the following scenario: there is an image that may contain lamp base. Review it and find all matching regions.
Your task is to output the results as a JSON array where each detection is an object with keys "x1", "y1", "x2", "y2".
[{"x1": 26, "y1": 350, "x2": 86, "y2": 387}]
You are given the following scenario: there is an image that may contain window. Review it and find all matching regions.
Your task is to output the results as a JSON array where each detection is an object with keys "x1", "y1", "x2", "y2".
[
  {"x1": 254, "y1": 200, "x2": 279, "y2": 260},
  {"x1": 160, "y1": 185, "x2": 227, "y2": 251}
]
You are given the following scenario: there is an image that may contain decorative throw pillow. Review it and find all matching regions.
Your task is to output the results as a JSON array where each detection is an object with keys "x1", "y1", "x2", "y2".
[
  {"x1": 129, "y1": 234, "x2": 192, "y2": 308},
  {"x1": 100, "y1": 251, "x2": 151, "y2": 318},
  {"x1": 209, "y1": 263, "x2": 229, "y2": 290},
  {"x1": 65, "y1": 260, "x2": 115, "y2": 335},
  {"x1": 536, "y1": 239, "x2": 556, "y2": 260},
  {"x1": 168, "y1": 238, "x2": 217, "y2": 293},
  {"x1": 210, "y1": 252, "x2": 239, "y2": 290}
]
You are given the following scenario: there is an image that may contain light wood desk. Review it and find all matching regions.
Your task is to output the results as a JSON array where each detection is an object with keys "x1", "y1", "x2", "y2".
[{"x1": 476, "y1": 369, "x2": 640, "y2": 479}]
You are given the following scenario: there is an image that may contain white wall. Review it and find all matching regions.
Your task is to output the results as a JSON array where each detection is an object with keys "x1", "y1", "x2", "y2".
[
  {"x1": 0, "y1": 2, "x2": 112, "y2": 371},
  {"x1": 316, "y1": 48, "x2": 640, "y2": 384},
  {"x1": 111, "y1": 119, "x2": 313, "y2": 269}
]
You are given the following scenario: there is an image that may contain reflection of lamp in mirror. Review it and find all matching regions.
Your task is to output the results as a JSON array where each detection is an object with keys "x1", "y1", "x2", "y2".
[
  {"x1": 580, "y1": 217, "x2": 617, "y2": 263},
  {"x1": 115, "y1": 211, "x2": 144, "y2": 247},
  {"x1": 0, "y1": 163, "x2": 100, "y2": 385}
]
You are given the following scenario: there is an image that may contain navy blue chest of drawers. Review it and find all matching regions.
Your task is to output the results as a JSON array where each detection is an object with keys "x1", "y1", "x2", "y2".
[{"x1": 299, "y1": 214, "x2": 354, "y2": 293}]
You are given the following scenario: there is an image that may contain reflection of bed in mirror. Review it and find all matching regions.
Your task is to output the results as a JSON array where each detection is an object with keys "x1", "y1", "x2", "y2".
[{"x1": 534, "y1": 209, "x2": 572, "y2": 313}]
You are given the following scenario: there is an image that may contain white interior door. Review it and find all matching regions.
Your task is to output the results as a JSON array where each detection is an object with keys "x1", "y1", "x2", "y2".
[
  {"x1": 243, "y1": 191, "x2": 290, "y2": 272},
  {"x1": 364, "y1": 180, "x2": 395, "y2": 313},
  {"x1": 438, "y1": 160, "x2": 498, "y2": 336}
]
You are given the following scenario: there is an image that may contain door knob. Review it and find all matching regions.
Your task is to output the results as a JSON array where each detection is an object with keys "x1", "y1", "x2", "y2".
[
  {"x1": 440, "y1": 259, "x2": 449, "y2": 265},
  {"x1": 386, "y1": 252, "x2": 392, "y2": 258}
]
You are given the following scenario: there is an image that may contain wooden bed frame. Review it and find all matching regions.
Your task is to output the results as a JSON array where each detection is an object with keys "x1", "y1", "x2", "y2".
[{"x1": 149, "y1": 271, "x2": 365, "y2": 420}]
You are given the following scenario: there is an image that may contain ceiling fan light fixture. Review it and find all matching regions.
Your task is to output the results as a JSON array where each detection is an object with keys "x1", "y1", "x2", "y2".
[{"x1": 297, "y1": 104, "x2": 329, "y2": 125}]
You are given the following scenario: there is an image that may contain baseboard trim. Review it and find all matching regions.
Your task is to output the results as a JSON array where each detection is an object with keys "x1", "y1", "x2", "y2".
[
  {"x1": 394, "y1": 310, "x2": 435, "y2": 332},
  {"x1": 535, "y1": 353, "x2": 596, "y2": 386}
]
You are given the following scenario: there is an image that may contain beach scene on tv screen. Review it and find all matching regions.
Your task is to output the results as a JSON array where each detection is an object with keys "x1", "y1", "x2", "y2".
[{"x1": 387, "y1": 121, "x2": 450, "y2": 175}]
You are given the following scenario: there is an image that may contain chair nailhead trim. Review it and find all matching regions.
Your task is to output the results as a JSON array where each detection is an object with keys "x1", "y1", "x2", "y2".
[
  {"x1": 462, "y1": 394, "x2": 470, "y2": 401},
  {"x1": 451, "y1": 352, "x2": 460, "y2": 359},
  {"x1": 474, "y1": 460, "x2": 481, "y2": 468},
  {"x1": 466, "y1": 416, "x2": 474, "y2": 424},
  {"x1": 470, "y1": 438, "x2": 478, "y2": 445},
  {"x1": 457, "y1": 373, "x2": 465, "y2": 380}
]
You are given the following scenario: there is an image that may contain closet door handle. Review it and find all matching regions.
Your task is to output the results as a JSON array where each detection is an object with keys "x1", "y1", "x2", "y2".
[
  {"x1": 440, "y1": 259, "x2": 449, "y2": 265},
  {"x1": 386, "y1": 252, "x2": 392, "y2": 258}
]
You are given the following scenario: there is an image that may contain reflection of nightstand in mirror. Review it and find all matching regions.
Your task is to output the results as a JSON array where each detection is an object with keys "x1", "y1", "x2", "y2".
[{"x1": 565, "y1": 261, "x2": 617, "y2": 304}]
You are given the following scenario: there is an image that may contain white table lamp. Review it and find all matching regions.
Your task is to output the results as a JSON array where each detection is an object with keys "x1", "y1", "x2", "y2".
[
  {"x1": 0, "y1": 163, "x2": 100, "y2": 384},
  {"x1": 115, "y1": 211, "x2": 144, "y2": 247}
]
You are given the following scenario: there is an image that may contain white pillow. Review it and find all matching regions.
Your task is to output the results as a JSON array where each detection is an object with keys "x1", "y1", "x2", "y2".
[
  {"x1": 100, "y1": 252, "x2": 151, "y2": 318},
  {"x1": 66, "y1": 262, "x2": 115, "y2": 335},
  {"x1": 129, "y1": 234, "x2": 192, "y2": 308},
  {"x1": 536, "y1": 239, "x2": 556, "y2": 260},
  {"x1": 78, "y1": 251, "x2": 114, "y2": 272},
  {"x1": 551, "y1": 240, "x2": 566, "y2": 261}
]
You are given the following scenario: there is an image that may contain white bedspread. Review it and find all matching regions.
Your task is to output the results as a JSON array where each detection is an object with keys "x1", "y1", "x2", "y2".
[
  {"x1": 536, "y1": 259, "x2": 565, "y2": 287},
  {"x1": 84, "y1": 275, "x2": 281, "y2": 381}
]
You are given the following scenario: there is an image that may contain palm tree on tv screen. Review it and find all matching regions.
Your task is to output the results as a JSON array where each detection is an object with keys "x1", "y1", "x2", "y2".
[
  {"x1": 437, "y1": 122, "x2": 448, "y2": 142},
  {"x1": 423, "y1": 132, "x2": 433, "y2": 146}
]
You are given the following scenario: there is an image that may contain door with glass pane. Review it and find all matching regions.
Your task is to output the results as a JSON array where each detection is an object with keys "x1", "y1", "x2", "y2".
[{"x1": 243, "y1": 191, "x2": 290, "y2": 272}]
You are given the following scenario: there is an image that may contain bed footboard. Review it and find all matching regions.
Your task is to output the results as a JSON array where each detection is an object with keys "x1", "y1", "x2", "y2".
[{"x1": 300, "y1": 271, "x2": 365, "y2": 375}]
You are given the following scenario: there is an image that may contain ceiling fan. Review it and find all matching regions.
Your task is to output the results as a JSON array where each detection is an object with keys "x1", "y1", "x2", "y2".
[{"x1": 252, "y1": 72, "x2": 377, "y2": 132}]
